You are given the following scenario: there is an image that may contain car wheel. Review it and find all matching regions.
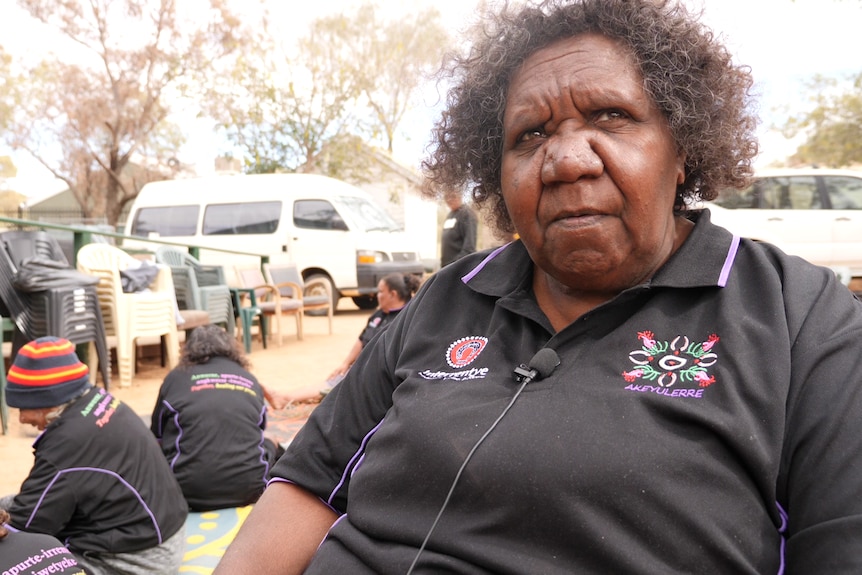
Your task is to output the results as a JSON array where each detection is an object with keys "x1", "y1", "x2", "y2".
[
  {"x1": 352, "y1": 295, "x2": 378, "y2": 310},
  {"x1": 304, "y1": 273, "x2": 338, "y2": 314}
]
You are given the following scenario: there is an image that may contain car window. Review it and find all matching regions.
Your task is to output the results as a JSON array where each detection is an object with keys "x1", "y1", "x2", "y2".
[
  {"x1": 756, "y1": 176, "x2": 820, "y2": 209},
  {"x1": 203, "y1": 201, "x2": 282, "y2": 235},
  {"x1": 713, "y1": 186, "x2": 757, "y2": 209},
  {"x1": 293, "y1": 200, "x2": 349, "y2": 231},
  {"x1": 713, "y1": 175, "x2": 824, "y2": 210},
  {"x1": 824, "y1": 176, "x2": 862, "y2": 209},
  {"x1": 130, "y1": 205, "x2": 199, "y2": 237}
]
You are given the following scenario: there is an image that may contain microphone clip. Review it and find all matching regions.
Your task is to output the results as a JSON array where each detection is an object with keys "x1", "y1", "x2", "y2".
[{"x1": 513, "y1": 364, "x2": 537, "y2": 384}]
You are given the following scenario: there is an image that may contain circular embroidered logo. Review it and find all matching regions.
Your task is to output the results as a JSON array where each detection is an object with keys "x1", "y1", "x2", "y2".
[{"x1": 446, "y1": 336, "x2": 488, "y2": 368}]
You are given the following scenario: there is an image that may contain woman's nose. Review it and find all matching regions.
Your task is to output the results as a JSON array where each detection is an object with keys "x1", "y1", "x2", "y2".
[{"x1": 541, "y1": 126, "x2": 603, "y2": 183}]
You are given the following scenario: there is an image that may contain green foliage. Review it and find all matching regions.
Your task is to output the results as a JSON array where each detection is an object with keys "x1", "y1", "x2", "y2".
[
  {"x1": 211, "y1": 1, "x2": 450, "y2": 178},
  {"x1": 782, "y1": 71, "x2": 862, "y2": 167},
  {"x1": 0, "y1": 0, "x2": 262, "y2": 226}
]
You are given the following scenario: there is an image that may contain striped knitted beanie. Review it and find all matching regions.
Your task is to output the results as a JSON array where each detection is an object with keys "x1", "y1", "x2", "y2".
[{"x1": 6, "y1": 337, "x2": 91, "y2": 409}]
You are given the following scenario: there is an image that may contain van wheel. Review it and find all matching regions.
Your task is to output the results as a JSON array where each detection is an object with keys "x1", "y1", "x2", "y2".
[
  {"x1": 304, "y1": 274, "x2": 338, "y2": 314},
  {"x1": 352, "y1": 295, "x2": 378, "y2": 310}
]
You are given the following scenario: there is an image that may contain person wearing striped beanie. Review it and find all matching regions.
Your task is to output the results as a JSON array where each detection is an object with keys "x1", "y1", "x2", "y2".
[
  {"x1": 1, "y1": 336, "x2": 188, "y2": 574},
  {"x1": 5, "y1": 337, "x2": 92, "y2": 430}
]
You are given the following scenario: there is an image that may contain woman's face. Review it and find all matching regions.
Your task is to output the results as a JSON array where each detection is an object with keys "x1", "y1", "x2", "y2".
[
  {"x1": 19, "y1": 408, "x2": 51, "y2": 430},
  {"x1": 377, "y1": 280, "x2": 396, "y2": 312},
  {"x1": 501, "y1": 34, "x2": 686, "y2": 296}
]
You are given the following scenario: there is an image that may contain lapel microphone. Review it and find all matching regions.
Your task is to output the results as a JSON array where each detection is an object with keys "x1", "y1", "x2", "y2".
[
  {"x1": 513, "y1": 347, "x2": 561, "y2": 385},
  {"x1": 406, "y1": 347, "x2": 561, "y2": 575}
]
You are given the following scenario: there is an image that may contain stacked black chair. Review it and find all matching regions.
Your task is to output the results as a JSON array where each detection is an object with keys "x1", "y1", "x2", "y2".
[{"x1": 0, "y1": 230, "x2": 111, "y2": 389}]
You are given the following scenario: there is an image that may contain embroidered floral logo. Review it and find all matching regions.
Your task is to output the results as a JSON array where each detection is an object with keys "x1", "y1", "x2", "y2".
[
  {"x1": 622, "y1": 330, "x2": 720, "y2": 389},
  {"x1": 446, "y1": 336, "x2": 488, "y2": 368}
]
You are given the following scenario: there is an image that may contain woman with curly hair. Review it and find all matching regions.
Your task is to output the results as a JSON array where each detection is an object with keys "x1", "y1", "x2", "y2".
[
  {"x1": 151, "y1": 324, "x2": 283, "y2": 511},
  {"x1": 217, "y1": 1, "x2": 862, "y2": 572}
]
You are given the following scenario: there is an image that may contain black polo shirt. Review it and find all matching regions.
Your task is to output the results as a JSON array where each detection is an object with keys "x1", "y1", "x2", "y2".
[{"x1": 274, "y1": 210, "x2": 862, "y2": 574}]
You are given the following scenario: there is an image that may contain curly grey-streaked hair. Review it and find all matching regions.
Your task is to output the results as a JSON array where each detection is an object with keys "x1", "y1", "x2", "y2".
[
  {"x1": 180, "y1": 324, "x2": 250, "y2": 369},
  {"x1": 422, "y1": 0, "x2": 759, "y2": 234}
]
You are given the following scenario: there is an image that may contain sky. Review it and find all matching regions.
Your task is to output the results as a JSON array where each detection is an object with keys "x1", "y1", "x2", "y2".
[{"x1": 1, "y1": 0, "x2": 860, "y2": 197}]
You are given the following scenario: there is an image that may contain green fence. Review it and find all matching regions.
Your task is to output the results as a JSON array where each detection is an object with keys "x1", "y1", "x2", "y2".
[{"x1": 0, "y1": 216, "x2": 270, "y2": 266}]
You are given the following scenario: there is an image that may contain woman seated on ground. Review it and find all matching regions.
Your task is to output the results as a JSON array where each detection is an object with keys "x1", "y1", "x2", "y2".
[
  {"x1": 265, "y1": 273, "x2": 422, "y2": 409},
  {"x1": 0, "y1": 509, "x2": 89, "y2": 574},
  {"x1": 2, "y1": 337, "x2": 187, "y2": 574},
  {"x1": 151, "y1": 324, "x2": 283, "y2": 511}
]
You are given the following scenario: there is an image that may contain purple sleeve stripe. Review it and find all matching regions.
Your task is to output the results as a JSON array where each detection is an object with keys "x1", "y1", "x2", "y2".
[
  {"x1": 774, "y1": 501, "x2": 787, "y2": 575},
  {"x1": 327, "y1": 419, "x2": 385, "y2": 506},
  {"x1": 161, "y1": 400, "x2": 183, "y2": 471},
  {"x1": 26, "y1": 467, "x2": 164, "y2": 543},
  {"x1": 717, "y1": 234, "x2": 740, "y2": 287},
  {"x1": 461, "y1": 243, "x2": 512, "y2": 284},
  {"x1": 257, "y1": 405, "x2": 271, "y2": 480}
]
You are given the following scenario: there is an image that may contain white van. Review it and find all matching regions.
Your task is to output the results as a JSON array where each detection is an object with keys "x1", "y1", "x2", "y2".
[
  {"x1": 703, "y1": 168, "x2": 862, "y2": 280},
  {"x1": 123, "y1": 173, "x2": 424, "y2": 308}
]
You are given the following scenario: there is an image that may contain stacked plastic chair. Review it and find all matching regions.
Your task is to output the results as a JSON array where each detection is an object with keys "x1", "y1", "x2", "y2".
[
  {"x1": 1, "y1": 314, "x2": 8, "y2": 434},
  {"x1": 155, "y1": 246, "x2": 236, "y2": 335},
  {"x1": 76, "y1": 244, "x2": 179, "y2": 387},
  {"x1": 0, "y1": 230, "x2": 111, "y2": 389}
]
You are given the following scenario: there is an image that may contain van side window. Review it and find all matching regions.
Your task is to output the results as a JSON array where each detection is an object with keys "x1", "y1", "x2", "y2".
[
  {"x1": 757, "y1": 176, "x2": 819, "y2": 209},
  {"x1": 714, "y1": 185, "x2": 757, "y2": 209},
  {"x1": 785, "y1": 176, "x2": 820, "y2": 209},
  {"x1": 294, "y1": 200, "x2": 349, "y2": 231},
  {"x1": 130, "y1": 206, "x2": 199, "y2": 237},
  {"x1": 825, "y1": 176, "x2": 862, "y2": 209},
  {"x1": 203, "y1": 202, "x2": 282, "y2": 235}
]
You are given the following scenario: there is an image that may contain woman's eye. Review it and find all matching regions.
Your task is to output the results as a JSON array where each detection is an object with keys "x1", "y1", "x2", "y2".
[
  {"x1": 595, "y1": 109, "x2": 628, "y2": 123},
  {"x1": 518, "y1": 128, "x2": 546, "y2": 142}
]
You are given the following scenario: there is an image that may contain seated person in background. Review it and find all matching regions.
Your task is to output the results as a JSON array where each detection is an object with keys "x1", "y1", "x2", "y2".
[
  {"x1": 1, "y1": 337, "x2": 187, "y2": 575},
  {"x1": 265, "y1": 272, "x2": 422, "y2": 409},
  {"x1": 324, "y1": 273, "x2": 422, "y2": 389},
  {"x1": 0, "y1": 509, "x2": 88, "y2": 575},
  {"x1": 151, "y1": 324, "x2": 283, "y2": 511}
]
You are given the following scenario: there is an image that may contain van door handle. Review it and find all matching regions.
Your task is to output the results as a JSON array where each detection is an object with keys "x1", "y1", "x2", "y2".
[
  {"x1": 767, "y1": 217, "x2": 783, "y2": 222},
  {"x1": 834, "y1": 217, "x2": 851, "y2": 221}
]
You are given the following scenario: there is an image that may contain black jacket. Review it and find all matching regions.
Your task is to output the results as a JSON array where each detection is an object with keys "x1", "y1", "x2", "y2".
[
  {"x1": 6, "y1": 386, "x2": 187, "y2": 554},
  {"x1": 151, "y1": 356, "x2": 278, "y2": 510}
]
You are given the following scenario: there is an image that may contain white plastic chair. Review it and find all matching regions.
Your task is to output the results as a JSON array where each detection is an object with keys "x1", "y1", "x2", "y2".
[{"x1": 77, "y1": 244, "x2": 180, "y2": 387}]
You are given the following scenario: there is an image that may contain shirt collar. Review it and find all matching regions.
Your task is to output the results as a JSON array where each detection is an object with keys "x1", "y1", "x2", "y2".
[{"x1": 462, "y1": 209, "x2": 738, "y2": 297}]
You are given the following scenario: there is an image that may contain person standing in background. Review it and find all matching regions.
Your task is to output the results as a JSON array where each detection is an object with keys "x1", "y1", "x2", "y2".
[{"x1": 440, "y1": 190, "x2": 477, "y2": 267}]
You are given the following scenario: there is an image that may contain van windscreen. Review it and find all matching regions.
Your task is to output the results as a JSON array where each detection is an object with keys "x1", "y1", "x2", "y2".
[
  {"x1": 203, "y1": 201, "x2": 282, "y2": 235},
  {"x1": 335, "y1": 196, "x2": 401, "y2": 232},
  {"x1": 131, "y1": 205, "x2": 199, "y2": 237}
]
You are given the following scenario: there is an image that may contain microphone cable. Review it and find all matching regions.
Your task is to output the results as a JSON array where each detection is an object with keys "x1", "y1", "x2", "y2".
[{"x1": 404, "y1": 377, "x2": 531, "y2": 575}]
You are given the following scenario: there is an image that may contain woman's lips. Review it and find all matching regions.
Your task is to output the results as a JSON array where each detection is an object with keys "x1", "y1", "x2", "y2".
[{"x1": 550, "y1": 212, "x2": 605, "y2": 230}]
